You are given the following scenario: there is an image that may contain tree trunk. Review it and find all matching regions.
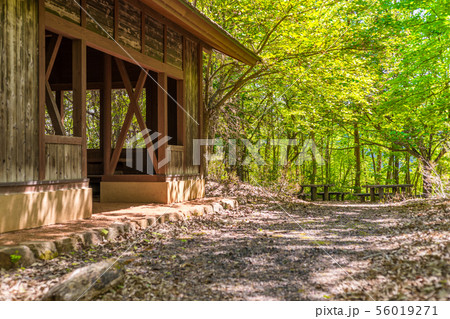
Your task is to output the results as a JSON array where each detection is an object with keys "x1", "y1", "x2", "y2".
[
  {"x1": 404, "y1": 154, "x2": 411, "y2": 184},
  {"x1": 353, "y1": 125, "x2": 361, "y2": 193},
  {"x1": 393, "y1": 155, "x2": 400, "y2": 184},
  {"x1": 420, "y1": 158, "x2": 435, "y2": 196},
  {"x1": 386, "y1": 154, "x2": 394, "y2": 183},
  {"x1": 310, "y1": 133, "x2": 317, "y2": 184}
]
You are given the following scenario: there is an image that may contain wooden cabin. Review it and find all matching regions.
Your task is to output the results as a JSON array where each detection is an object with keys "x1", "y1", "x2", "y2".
[{"x1": 0, "y1": 0, "x2": 259, "y2": 233}]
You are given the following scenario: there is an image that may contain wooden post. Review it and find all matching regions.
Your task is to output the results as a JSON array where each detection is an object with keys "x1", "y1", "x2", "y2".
[
  {"x1": 72, "y1": 39, "x2": 87, "y2": 178},
  {"x1": 146, "y1": 74, "x2": 158, "y2": 133},
  {"x1": 101, "y1": 54, "x2": 112, "y2": 175},
  {"x1": 370, "y1": 187, "x2": 375, "y2": 202},
  {"x1": 198, "y1": 43, "x2": 204, "y2": 177},
  {"x1": 38, "y1": 0, "x2": 46, "y2": 180},
  {"x1": 323, "y1": 186, "x2": 329, "y2": 201},
  {"x1": 311, "y1": 187, "x2": 317, "y2": 201},
  {"x1": 379, "y1": 187, "x2": 384, "y2": 201},
  {"x1": 176, "y1": 79, "x2": 184, "y2": 147},
  {"x1": 157, "y1": 72, "x2": 167, "y2": 174}
]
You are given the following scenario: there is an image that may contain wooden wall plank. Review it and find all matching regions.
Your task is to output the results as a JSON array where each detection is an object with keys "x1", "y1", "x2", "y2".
[
  {"x1": 44, "y1": 0, "x2": 81, "y2": 25},
  {"x1": 166, "y1": 28, "x2": 182, "y2": 69},
  {"x1": 144, "y1": 15, "x2": 164, "y2": 62},
  {"x1": 118, "y1": 0, "x2": 141, "y2": 51},
  {"x1": 86, "y1": 0, "x2": 114, "y2": 37},
  {"x1": 5, "y1": 0, "x2": 18, "y2": 182},
  {"x1": 39, "y1": 0, "x2": 46, "y2": 180},
  {"x1": 0, "y1": 0, "x2": 5, "y2": 182},
  {"x1": 16, "y1": 0, "x2": 26, "y2": 182}
]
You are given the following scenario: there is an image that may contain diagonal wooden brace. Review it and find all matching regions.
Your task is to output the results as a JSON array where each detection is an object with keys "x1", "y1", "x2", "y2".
[{"x1": 109, "y1": 58, "x2": 158, "y2": 175}]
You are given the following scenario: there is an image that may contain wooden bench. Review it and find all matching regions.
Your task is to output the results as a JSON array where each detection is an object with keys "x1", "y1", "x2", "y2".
[
  {"x1": 296, "y1": 192, "x2": 310, "y2": 200},
  {"x1": 354, "y1": 193, "x2": 376, "y2": 202},
  {"x1": 330, "y1": 192, "x2": 349, "y2": 201},
  {"x1": 317, "y1": 192, "x2": 349, "y2": 201}
]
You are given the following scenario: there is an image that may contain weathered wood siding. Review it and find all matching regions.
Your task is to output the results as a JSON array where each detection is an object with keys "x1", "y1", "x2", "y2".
[
  {"x1": 86, "y1": 0, "x2": 115, "y2": 37},
  {"x1": 45, "y1": 144, "x2": 82, "y2": 180},
  {"x1": 0, "y1": 0, "x2": 39, "y2": 183},
  {"x1": 144, "y1": 15, "x2": 164, "y2": 62},
  {"x1": 166, "y1": 28, "x2": 183, "y2": 69},
  {"x1": 45, "y1": 0, "x2": 81, "y2": 25},
  {"x1": 167, "y1": 146, "x2": 184, "y2": 175},
  {"x1": 44, "y1": 0, "x2": 186, "y2": 73},
  {"x1": 183, "y1": 39, "x2": 199, "y2": 175},
  {"x1": 118, "y1": 0, "x2": 141, "y2": 51}
]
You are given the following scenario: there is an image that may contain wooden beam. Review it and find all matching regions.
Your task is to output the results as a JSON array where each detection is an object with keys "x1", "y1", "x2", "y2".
[
  {"x1": 45, "y1": 34, "x2": 62, "y2": 80},
  {"x1": 111, "y1": 59, "x2": 157, "y2": 174},
  {"x1": 101, "y1": 54, "x2": 112, "y2": 175},
  {"x1": 45, "y1": 81, "x2": 66, "y2": 135},
  {"x1": 45, "y1": 11, "x2": 184, "y2": 79},
  {"x1": 38, "y1": 0, "x2": 46, "y2": 180},
  {"x1": 146, "y1": 74, "x2": 158, "y2": 133},
  {"x1": 72, "y1": 39, "x2": 87, "y2": 178},
  {"x1": 157, "y1": 72, "x2": 168, "y2": 174},
  {"x1": 109, "y1": 59, "x2": 151, "y2": 175},
  {"x1": 44, "y1": 135, "x2": 83, "y2": 145},
  {"x1": 50, "y1": 81, "x2": 138, "y2": 91}
]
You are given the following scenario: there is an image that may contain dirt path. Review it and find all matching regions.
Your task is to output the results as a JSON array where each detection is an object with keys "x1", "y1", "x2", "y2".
[{"x1": 1, "y1": 183, "x2": 448, "y2": 300}]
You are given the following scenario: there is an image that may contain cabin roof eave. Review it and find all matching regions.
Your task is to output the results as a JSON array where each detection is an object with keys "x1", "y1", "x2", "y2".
[{"x1": 142, "y1": 0, "x2": 261, "y2": 66}]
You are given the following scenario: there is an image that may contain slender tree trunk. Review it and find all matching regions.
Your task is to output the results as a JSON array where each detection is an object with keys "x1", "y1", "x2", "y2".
[
  {"x1": 310, "y1": 133, "x2": 317, "y2": 184},
  {"x1": 404, "y1": 154, "x2": 411, "y2": 184},
  {"x1": 393, "y1": 155, "x2": 400, "y2": 184},
  {"x1": 354, "y1": 125, "x2": 361, "y2": 193},
  {"x1": 325, "y1": 136, "x2": 330, "y2": 183},
  {"x1": 386, "y1": 154, "x2": 394, "y2": 183}
]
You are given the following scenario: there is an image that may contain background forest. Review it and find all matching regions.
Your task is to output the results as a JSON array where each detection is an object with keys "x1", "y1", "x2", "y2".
[
  {"x1": 195, "y1": 0, "x2": 450, "y2": 196},
  {"x1": 53, "y1": 0, "x2": 449, "y2": 197}
]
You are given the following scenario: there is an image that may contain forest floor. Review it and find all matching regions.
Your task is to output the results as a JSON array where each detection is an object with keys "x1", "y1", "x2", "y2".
[{"x1": 0, "y1": 181, "x2": 449, "y2": 300}]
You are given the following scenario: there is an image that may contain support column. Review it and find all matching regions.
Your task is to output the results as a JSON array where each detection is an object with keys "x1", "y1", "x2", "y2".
[
  {"x1": 72, "y1": 39, "x2": 87, "y2": 178},
  {"x1": 157, "y1": 72, "x2": 167, "y2": 175},
  {"x1": 38, "y1": 0, "x2": 46, "y2": 180},
  {"x1": 198, "y1": 43, "x2": 204, "y2": 177},
  {"x1": 101, "y1": 54, "x2": 112, "y2": 175}
]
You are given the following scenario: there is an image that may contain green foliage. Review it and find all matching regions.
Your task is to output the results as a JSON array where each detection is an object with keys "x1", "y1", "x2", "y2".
[
  {"x1": 10, "y1": 253, "x2": 22, "y2": 264},
  {"x1": 195, "y1": 0, "x2": 449, "y2": 194}
]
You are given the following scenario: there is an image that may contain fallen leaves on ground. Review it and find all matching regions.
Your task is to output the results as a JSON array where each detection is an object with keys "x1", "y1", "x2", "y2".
[{"x1": 0, "y1": 181, "x2": 448, "y2": 300}]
